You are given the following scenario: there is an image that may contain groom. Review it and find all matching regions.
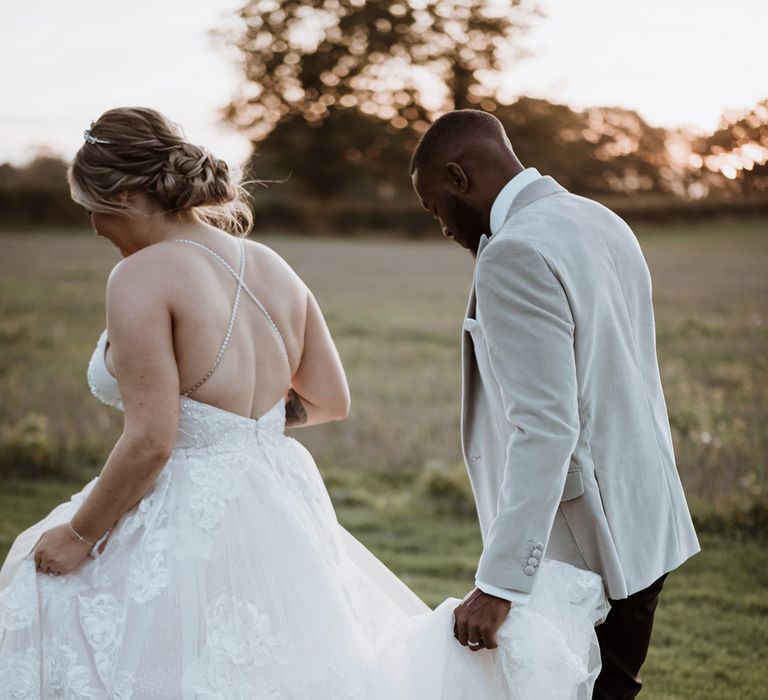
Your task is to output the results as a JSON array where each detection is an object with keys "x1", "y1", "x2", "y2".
[{"x1": 410, "y1": 110, "x2": 700, "y2": 699}]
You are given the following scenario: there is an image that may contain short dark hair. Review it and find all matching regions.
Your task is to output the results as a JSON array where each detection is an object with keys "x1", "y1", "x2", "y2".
[{"x1": 409, "y1": 109, "x2": 505, "y2": 175}]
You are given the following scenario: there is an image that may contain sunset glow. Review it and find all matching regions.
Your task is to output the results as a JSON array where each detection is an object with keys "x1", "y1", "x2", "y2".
[{"x1": 0, "y1": 0, "x2": 765, "y2": 168}]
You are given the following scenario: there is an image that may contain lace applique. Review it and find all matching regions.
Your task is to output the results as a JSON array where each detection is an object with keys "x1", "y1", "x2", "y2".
[
  {"x1": 78, "y1": 593, "x2": 135, "y2": 697},
  {"x1": 0, "y1": 647, "x2": 40, "y2": 699},
  {"x1": 108, "y1": 672, "x2": 136, "y2": 700},
  {"x1": 79, "y1": 593, "x2": 124, "y2": 664},
  {"x1": 104, "y1": 467, "x2": 175, "y2": 604},
  {"x1": 176, "y1": 400, "x2": 253, "y2": 452},
  {"x1": 124, "y1": 527, "x2": 175, "y2": 604},
  {"x1": 112, "y1": 461, "x2": 173, "y2": 548},
  {"x1": 198, "y1": 592, "x2": 287, "y2": 699},
  {"x1": 186, "y1": 454, "x2": 251, "y2": 560},
  {"x1": 88, "y1": 558, "x2": 113, "y2": 592},
  {"x1": 34, "y1": 571, "x2": 92, "y2": 632},
  {"x1": 127, "y1": 549, "x2": 170, "y2": 605},
  {"x1": 188, "y1": 456, "x2": 248, "y2": 535},
  {"x1": 0, "y1": 560, "x2": 37, "y2": 631},
  {"x1": 42, "y1": 635, "x2": 101, "y2": 699},
  {"x1": 279, "y1": 441, "x2": 323, "y2": 508}
]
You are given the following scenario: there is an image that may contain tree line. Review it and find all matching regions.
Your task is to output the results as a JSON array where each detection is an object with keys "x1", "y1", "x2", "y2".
[
  {"x1": 2, "y1": 95, "x2": 765, "y2": 232},
  {"x1": 1, "y1": 0, "x2": 766, "y2": 231}
]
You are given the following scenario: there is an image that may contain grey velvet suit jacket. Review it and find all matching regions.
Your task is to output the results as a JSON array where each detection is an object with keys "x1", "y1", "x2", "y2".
[{"x1": 461, "y1": 175, "x2": 700, "y2": 600}]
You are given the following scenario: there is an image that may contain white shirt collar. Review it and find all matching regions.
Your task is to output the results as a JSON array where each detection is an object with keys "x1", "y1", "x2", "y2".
[{"x1": 489, "y1": 167, "x2": 542, "y2": 235}]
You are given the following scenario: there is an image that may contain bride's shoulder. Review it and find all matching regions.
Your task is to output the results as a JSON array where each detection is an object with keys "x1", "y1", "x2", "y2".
[
  {"x1": 104, "y1": 244, "x2": 177, "y2": 290},
  {"x1": 245, "y1": 238, "x2": 307, "y2": 290},
  {"x1": 246, "y1": 237, "x2": 291, "y2": 268}
]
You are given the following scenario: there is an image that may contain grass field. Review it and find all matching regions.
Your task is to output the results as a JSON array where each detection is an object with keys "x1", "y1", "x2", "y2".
[
  {"x1": 1, "y1": 218, "x2": 767, "y2": 698},
  {"x1": 1, "y1": 219, "x2": 766, "y2": 524}
]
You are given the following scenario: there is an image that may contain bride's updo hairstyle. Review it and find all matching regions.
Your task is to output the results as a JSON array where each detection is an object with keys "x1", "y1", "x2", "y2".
[{"x1": 67, "y1": 107, "x2": 253, "y2": 236}]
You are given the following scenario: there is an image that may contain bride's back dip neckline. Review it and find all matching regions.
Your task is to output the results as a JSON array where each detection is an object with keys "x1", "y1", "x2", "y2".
[{"x1": 100, "y1": 236, "x2": 290, "y2": 425}]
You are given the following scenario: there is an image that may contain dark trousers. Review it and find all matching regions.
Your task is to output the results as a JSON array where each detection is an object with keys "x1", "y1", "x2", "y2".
[{"x1": 592, "y1": 572, "x2": 668, "y2": 700}]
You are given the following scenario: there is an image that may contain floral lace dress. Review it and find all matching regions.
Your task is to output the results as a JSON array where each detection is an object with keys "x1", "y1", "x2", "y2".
[{"x1": 0, "y1": 239, "x2": 608, "y2": 699}]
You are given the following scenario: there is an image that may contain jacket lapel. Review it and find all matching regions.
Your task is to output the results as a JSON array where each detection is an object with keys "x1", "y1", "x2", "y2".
[
  {"x1": 460, "y1": 232, "x2": 489, "y2": 458},
  {"x1": 460, "y1": 175, "x2": 568, "y2": 457},
  {"x1": 463, "y1": 175, "x2": 565, "y2": 324},
  {"x1": 464, "y1": 234, "x2": 490, "y2": 320}
]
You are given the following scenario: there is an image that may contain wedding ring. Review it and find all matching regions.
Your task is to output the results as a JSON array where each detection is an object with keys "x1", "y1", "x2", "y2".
[{"x1": 468, "y1": 640, "x2": 481, "y2": 647}]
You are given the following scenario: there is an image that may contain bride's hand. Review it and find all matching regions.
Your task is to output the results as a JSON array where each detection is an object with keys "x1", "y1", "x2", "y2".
[{"x1": 33, "y1": 523, "x2": 94, "y2": 576}]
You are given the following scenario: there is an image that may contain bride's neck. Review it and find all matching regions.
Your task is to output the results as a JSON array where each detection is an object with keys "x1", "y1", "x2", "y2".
[{"x1": 146, "y1": 210, "x2": 214, "y2": 244}]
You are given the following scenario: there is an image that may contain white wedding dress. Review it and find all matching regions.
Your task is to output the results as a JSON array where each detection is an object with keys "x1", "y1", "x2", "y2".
[{"x1": 0, "y1": 238, "x2": 608, "y2": 699}]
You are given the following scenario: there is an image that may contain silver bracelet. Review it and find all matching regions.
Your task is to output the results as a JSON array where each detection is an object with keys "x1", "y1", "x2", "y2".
[{"x1": 67, "y1": 521, "x2": 96, "y2": 546}]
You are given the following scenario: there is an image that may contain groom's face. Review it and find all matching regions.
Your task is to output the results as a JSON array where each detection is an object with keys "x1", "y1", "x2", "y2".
[
  {"x1": 412, "y1": 170, "x2": 487, "y2": 256},
  {"x1": 441, "y1": 193, "x2": 486, "y2": 255}
]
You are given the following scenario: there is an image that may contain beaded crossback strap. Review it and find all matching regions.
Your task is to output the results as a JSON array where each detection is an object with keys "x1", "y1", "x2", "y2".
[
  {"x1": 177, "y1": 238, "x2": 246, "y2": 396},
  {"x1": 174, "y1": 238, "x2": 289, "y2": 361},
  {"x1": 174, "y1": 238, "x2": 290, "y2": 396}
]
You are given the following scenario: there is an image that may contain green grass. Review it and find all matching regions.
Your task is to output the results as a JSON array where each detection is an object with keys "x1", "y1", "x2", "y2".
[
  {"x1": 1, "y1": 220, "x2": 766, "y2": 525},
  {"x1": 1, "y1": 219, "x2": 767, "y2": 698}
]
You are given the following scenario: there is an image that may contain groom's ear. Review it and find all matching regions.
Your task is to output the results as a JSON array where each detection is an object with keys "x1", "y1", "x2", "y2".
[{"x1": 446, "y1": 162, "x2": 470, "y2": 194}]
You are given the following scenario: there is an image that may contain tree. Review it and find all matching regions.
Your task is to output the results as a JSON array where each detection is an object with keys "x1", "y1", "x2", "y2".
[
  {"x1": 220, "y1": 0, "x2": 542, "y2": 143},
  {"x1": 488, "y1": 98, "x2": 675, "y2": 195},
  {"x1": 697, "y1": 99, "x2": 768, "y2": 194},
  {"x1": 249, "y1": 96, "x2": 679, "y2": 205},
  {"x1": 251, "y1": 107, "x2": 414, "y2": 199},
  {"x1": 0, "y1": 150, "x2": 84, "y2": 226}
]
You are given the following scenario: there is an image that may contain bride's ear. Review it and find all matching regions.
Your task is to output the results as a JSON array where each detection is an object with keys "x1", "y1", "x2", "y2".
[
  {"x1": 120, "y1": 190, "x2": 155, "y2": 217},
  {"x1": 116, "y1": 190, "x2": 134, "y2": 211}
]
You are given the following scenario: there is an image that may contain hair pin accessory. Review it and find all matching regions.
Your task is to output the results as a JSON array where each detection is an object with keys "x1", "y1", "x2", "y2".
[{"x1": 83, "y1": 120, "x2": 112, "y2": 145}]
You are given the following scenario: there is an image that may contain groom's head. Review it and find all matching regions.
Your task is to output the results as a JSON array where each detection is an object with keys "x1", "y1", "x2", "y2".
[{"x1": 410, "y1": 109, "x2": 523, "y2": 256}]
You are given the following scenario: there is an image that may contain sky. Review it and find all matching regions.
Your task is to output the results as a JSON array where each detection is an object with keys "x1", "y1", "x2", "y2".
[{"x1": 0, "y1": 0, "x2": 765, "y2": 168}]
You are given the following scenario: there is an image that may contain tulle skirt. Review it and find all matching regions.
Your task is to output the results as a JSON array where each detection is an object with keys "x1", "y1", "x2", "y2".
[{"x1": 0, "y1": 431, "x2": 608, "y2": 699}]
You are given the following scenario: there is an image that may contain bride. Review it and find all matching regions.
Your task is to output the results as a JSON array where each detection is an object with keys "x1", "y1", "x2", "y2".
[{"x1": 0, "y1": 107, "x2": 607, "y2": 699}]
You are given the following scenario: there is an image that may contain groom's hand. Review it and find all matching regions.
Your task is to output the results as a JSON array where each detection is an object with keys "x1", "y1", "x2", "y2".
[{"x1": 453, "y1": 588, "x2": 511, "y2": 652}]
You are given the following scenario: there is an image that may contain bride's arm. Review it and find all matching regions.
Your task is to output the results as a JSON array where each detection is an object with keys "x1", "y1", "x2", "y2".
[
  {"x1": 70, "y1": 258, "x2": 180, "y2": 543},
  {"x1": 285, "y1": 287, "x2": 350, "y2": 428}
]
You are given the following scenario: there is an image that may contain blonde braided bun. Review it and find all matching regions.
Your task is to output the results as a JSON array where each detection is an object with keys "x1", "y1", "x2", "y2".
[{"x1": 68, "y1": 107, "x2": 253, "y2": 236}]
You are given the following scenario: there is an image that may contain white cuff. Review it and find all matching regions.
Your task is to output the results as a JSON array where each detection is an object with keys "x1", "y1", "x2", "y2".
[{"x1": 475, "y1": 579, "x2": 531, "y2": 605}]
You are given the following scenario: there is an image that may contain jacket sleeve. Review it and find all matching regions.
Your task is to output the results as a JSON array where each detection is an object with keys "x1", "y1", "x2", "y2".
[{"x1": 474, "y1": 237, "x2": 580, "y2": 594}]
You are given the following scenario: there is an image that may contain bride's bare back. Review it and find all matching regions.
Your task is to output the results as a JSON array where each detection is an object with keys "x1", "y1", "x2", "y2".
[{"x1": 103, "y1": 229, "x2": 349, "y2": 439}]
